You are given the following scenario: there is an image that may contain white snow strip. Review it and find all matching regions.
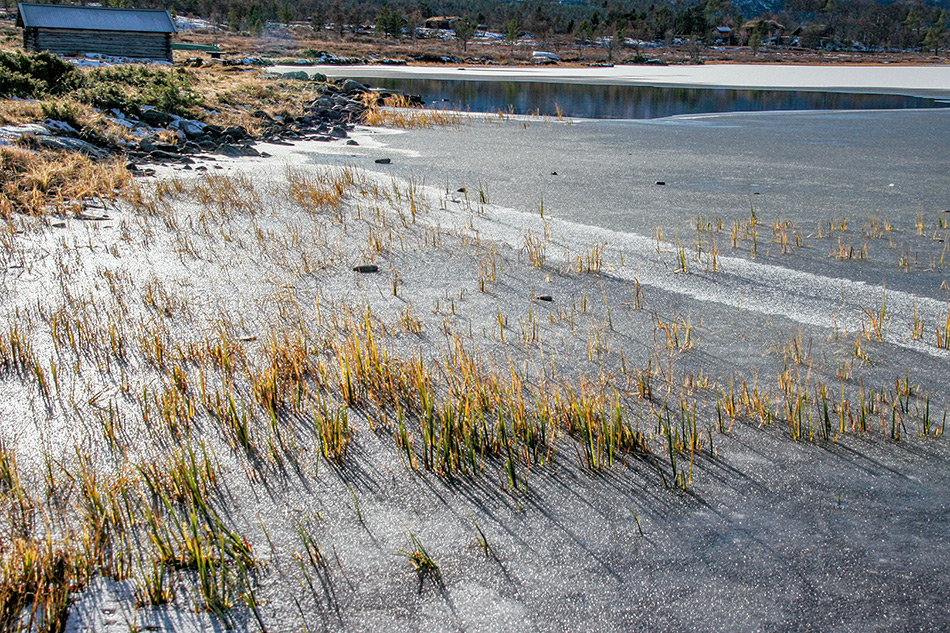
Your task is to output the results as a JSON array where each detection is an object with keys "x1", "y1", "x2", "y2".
[{"x1": 270, "y1": 63, "x2": 950, "y2": 98}]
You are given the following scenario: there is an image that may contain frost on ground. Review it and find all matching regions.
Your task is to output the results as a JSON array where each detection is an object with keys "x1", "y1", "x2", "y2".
[
  {"x1": 65, "y1": 577, "x2": 228, "y2": 633},
  {"x1": 1, "y1": 121, "x2": 949, "y2": 633}
]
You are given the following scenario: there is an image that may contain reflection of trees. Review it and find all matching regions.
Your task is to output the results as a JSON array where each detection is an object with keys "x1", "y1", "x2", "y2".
[{"x1": 351, "y1": 78, "x2": 941, "y2": 121}]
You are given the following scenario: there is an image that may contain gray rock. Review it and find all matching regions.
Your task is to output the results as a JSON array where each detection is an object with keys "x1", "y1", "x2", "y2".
[
  {"x1": 329, "y1": 126, "x2": 347, "y2": 138},
  {"x1": 281, "y1": 70, "x2": 310, "y2": 81},
  {"x1": 216, "y1": 144, "x2": 244, "y2": 157},
  {"x1": 341, "y1": 79, "x2": 368, "y2": 94},
  {"x1": 0, "y1": 123, "x2": 49, "y2": 139},
  {"x1": 37, "y1": 136, "x2": 110, "y2": 159},
  {"x1": 140, "y1": 109, "x2": 172, "y2": 127},
  {"x1": 44, "y1": 119, "x2": 79, "y2": 136},
  {"x1": 216, "y1": 144, "x2": 259, "y2": 157},
  {"x1": 149, "y1": 149, "x2": 181, "y2": 161},
  {"x1": 223, "y1": 125, "x2": 249, "y2": 141},
  {"x1": 175, "y1": 119, "x2": 207, "y2": 139},
  {"x1": 309, "y1": 72, "x2": 327, "y2": 83}
]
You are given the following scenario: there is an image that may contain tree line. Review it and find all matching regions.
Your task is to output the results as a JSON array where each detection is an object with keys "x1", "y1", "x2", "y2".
[{"x1": 128, "y1": 0, "x2": 948, "y2": 53}]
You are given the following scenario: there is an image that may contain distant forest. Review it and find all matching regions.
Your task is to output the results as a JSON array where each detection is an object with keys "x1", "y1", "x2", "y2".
[{"x1": 63, "y1": 0, "x2": 950, "y2": 52}]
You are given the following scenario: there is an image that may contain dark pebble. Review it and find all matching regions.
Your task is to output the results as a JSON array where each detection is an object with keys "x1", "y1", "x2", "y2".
[
  {"x1": 655, "y1": 181, "x2": 666, "y2": 186},
  {"x1": 353, "y1": 264, "x2": 379, "y2": 273},
  {"x1": 375, "y1": 158, "x2": 391, "y2": 164},
  {"x1": 537, "y1": 295, "x2": 553, "y2": 302}
]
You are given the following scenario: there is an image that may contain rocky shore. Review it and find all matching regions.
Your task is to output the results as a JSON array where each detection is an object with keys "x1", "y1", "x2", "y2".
[{"x1": 0, "y1": 76, "x2": 422, "y2": 175}]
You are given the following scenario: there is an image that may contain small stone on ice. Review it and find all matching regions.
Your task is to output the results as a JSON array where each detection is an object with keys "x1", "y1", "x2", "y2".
[
  {"x1": 353, "y1": 264, "x2": 379, "y2": 273},
  {"x1": 537, "y1": 295, "x2": 553, "y2": 302},
  {"x1": 375, "y1": 158, "x2": 391, "y2": 164},
  {"x1": 655, "y1": 181, "x2": 666, "y2": 186}
]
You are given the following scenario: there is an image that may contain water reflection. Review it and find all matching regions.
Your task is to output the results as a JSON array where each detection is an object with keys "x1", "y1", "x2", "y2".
[{"x1": 352, "y1": 77, "x2": 948, "y2": 119}]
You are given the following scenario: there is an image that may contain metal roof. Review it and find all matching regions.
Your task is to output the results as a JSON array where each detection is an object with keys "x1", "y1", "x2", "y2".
[{"x1": 16, "y1": 3, "x2": 177, "y2": 34}]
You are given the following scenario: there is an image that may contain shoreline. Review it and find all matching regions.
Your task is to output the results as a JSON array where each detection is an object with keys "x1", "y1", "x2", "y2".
[{"x1": 271, "y1": 63, "x2": 950, "y2": 99}]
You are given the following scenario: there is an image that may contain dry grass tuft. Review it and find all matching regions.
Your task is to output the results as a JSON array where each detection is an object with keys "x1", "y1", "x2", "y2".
[
  {"x1": 361, "y1": 93, "x2": 463, "y2": 129},
  {"x1": 0, "y1": 146, "x2": 130, "y2": 217}
]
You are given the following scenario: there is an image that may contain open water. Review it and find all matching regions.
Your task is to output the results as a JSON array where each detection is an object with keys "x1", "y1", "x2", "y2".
[{"x1": 343, "y1": 76, "x2": 950, "y2": 119}]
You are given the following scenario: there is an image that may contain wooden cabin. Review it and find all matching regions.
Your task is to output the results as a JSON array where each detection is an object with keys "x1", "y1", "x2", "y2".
[
  {"x1": 423, "y1": 16, "x2": 461, "y2": 30},
  {"x1": 17, "y1": 3, "x2": 177, "y2": 62}
]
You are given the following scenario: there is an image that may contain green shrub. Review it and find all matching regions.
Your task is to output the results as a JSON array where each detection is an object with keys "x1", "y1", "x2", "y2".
[
  {"x1": 40, "y1": 100, "x2": 84, "y2": 130},
  {"x1": 0, "y1": 66, "x2": 44, "y2": 98},
  {"x1": 0, "y1": 52, "x2": 205, "y2": 118},
  {"x1": 81, "y1": 66, "x2": 204, "y2": 117},
  {"x1": 0, "y1": 51, "x2": 82, "y2": 98}
]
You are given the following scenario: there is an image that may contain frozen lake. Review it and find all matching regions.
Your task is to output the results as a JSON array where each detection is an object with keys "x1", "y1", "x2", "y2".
[{"x1": 331, "y1": 76, "x2": 949, "y2": 119}]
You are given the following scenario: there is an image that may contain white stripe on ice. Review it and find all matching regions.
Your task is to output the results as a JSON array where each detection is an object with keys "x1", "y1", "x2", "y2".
[
  {"x1": 412, "y1": 178, "x2": 950, "y2": 360},
  {"x1": 276, "y1": 64, "x2": 950, "y2": 98}
]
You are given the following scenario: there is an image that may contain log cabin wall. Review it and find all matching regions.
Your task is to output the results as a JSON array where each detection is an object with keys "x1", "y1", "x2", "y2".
[{"x1": 23, "y1": 27, "x2": 172, "y2": 62}]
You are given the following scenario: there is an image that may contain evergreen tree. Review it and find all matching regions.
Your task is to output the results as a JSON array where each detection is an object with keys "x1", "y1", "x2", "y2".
[
  {"x1": 922, "y1": 10, "x2": 948, "y2": 54},
  {"x1": 453, "y1": 17, "x2": 476, "y2": 51},
  {"x1": 376, "y1": 7, "x2": 406, "y2": 39}
]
